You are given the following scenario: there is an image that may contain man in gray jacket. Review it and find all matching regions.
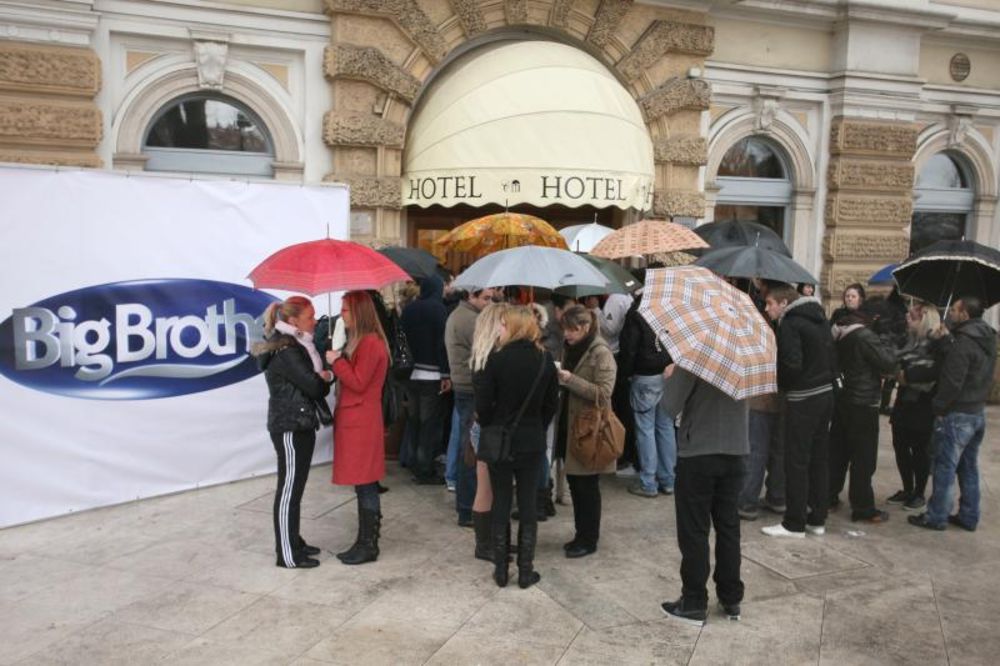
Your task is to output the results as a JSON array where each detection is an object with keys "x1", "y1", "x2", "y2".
[{"x1": 659, "y1": 364, "x2": 749, "y2": 626}]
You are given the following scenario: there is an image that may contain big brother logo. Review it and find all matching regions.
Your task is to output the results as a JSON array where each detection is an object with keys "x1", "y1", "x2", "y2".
[{"x1": 0, "y1": 279, "x2": 278, "y2": 400}]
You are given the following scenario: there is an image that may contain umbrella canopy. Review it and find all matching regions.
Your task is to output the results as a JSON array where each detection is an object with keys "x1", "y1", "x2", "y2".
[
  {"x1": 638, "y1": 265, "x2": 777, "y2": 400},
  {"x1": 650, "y1": 251, "x2": 697, "y2": 267},
  {"x1": 247, "y1": 239, "x2": 410, "y2": 294},
  {"x1": 693, "y1": 220, "x2": 791, "y2": 257},
  {"x1": 892, "y1": 239, "x2": 1000, "y2": 308},
  {"x1": 590, "y1": 219, "x2": 709, "y2": 259},
  {"x1": 868, "y1": 262, "x2": 899, "y2": 286},
  {"x1": 695, "y1": 246, "x2": 818, "y2": 285},
  {"x1": 556, "y1": 255, "x2": 642, "y2": 298},
  {"x1": 453, "y1": 246, "x2": 609, "y2": 292},
  {"x1": 435, "y1": 212, "x2": 567, "y2": 257},
  {"x1": 378, "y1": 246, "x2": 440, "y2": 280},
  {"x1": 560, "y1": 222, "x2": 615, "y2": 253}
]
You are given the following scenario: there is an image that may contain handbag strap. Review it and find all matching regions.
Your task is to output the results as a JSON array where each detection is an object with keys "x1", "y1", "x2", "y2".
[{"x1": 508, "y1": 353, "x2": 548, "y2": 432}]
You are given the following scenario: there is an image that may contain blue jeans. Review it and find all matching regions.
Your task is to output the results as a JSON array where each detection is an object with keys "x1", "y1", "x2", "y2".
[
  {"x1": 452, "y1": 392, "x2": 477, "y2": 521},
  {"x1": 445, "y1": 402, "x2": 461, "y2": 486},
  {"x1": 739, "y1": 410, "x2": 778, "y2": 509},
  {"x1": 630, "y1": 374, "x2": 676, "y2": 492},
  {"x1": 925, "y1": 411, "x2": 985, "y2": 528}
]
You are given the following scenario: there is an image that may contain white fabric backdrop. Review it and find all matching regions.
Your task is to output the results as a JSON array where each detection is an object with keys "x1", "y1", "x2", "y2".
[{"x1": 0, "y1": 167, "x2": 349, "y2": 527}]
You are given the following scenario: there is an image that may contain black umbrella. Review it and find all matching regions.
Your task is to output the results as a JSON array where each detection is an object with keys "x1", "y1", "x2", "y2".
[
  {"x1": 377, "y1": 246, "x2": 440, "y2": 280},
  {"x1": 694, "y1": 220, "x2": 792, "y2": 257},
  {"x1": 695, "y1": 246, "x2": 817, "y2": 285},
  {"x1": 892, "y1": 239, "x2": 1000, "y2": 309}
]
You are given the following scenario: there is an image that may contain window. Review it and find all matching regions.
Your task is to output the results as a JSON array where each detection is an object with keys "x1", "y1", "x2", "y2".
[
  {"x1": 143, "y1": 95, "x2": 275, "y2": 177},
  {"x1": 911, "y1": 153, "x2": 974, "y2": 254},
  {"x1": 714, "y1": 137, "x2": 793, "y2": 240}
]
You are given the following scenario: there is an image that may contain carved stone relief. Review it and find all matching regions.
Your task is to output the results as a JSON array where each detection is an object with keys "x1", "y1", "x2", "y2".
[
  {"x1": 326, "y1": 174, "x2": 402, "y2": 208},
  {"x1": 0, "y1": 149, "x2": 100, "y2": 167},
  {"x1": 639, "y1": 77, "x2": 711, "y2": 120},
  {"x1": 828, "y1": 159, "x2": 914, "y2": 192},
  {"x1": 829, "y1": 120, "x2": 918, "y2": 157},
  {"x1": 0, "y1": 43, "x2": 100, "y2": 96},
  {"x1": 617, "y1": 21, "x2": 714, "y2": 82},
  {"x1": 549, "y1": 0, "x2": 572, "y2": 27},
  {"x1": 193, "y1": 41, "x2": 228, "y2": 90},
  {"x1": 652, "y1": 189, "x2": 705, "y2": 218},
  {"x1": 324, "y1": 112, "x2": 405, "y2": 147},
  {"x1": 653, "y1": 136, "x2": 707, "y2": 166},
  {"x1": 504, "y1": 0, "x2": 528, "y2": 25},
  {"x1": 0, "y1": 99, "x2": 102, "y2": 145},
  {"x1": 324, "y1": 44, "x2": 420, "y2": 103},
  {"x1": 825, "y1": 194, "x2": 913, "y2": 228},
  {"x1": 449, "y1": 0, "x2": 487, "y2": 36},
  {"x1": 822, "y1": 232, "x2": 910, "y2": 261},
  {"x1": 325, "y1": 0, "x2": 447, "y2": 63},
  {"x1": 587, "y1": 0, "x2": 634, "y2": 49}
]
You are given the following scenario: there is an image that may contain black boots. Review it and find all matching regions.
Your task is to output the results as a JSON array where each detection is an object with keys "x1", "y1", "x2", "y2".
[
  {"x1": 338, "y1": 507, "x2": 381, "y2": 566},
  {"x1": 472, "y1": 510, "x2": 492, "y2": 562},
  {"x1": 516, "y1": 523, "x2": 541, "y2": 589},
  {"x1": 492, "y1": 520, "x2": 509, "y2": 588}
]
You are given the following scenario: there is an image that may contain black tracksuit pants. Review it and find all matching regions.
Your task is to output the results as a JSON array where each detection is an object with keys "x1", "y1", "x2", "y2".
[
  {"x1": 567, "y1": 474, "x2": 602, "y2": 548},
  {"x1": 271, "y1": 430, "x2": 315, "y2": 567},
  {"x1": 829, "y1": 399, "x2": 880, "y2": 519},
  {"x1": 782, "y1": 392, "x2": 833, "y2": 533},
  {"x1": 891, "y1": 419, "x2": 932, "y2": 498}
]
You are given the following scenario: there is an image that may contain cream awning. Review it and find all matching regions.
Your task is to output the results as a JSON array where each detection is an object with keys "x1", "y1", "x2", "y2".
[{"x1": 402, "y1": 40, "x2": 654, "y2": 210}]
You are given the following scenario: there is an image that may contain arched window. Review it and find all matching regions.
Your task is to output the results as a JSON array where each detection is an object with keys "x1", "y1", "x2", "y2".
[
  {"x1": 911, "y1": 152, "x2": 974, "y2": 254},
  {"x1": 714, "y1": 137, "x2": 793, "y2": 240},
  {"x1": 143, "y1": 94, "x2": 275, "y2": 177}
]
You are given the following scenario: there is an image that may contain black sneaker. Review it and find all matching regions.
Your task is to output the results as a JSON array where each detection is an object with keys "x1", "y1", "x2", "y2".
[
  {"x1": 908, "y1": 513, "x2": 946, "y2": 531},
  {"x1": 887, "y1": 490, "x2": 910, "y2": 504},
  {"x1": 903, "y1": 496, "x2": 925, "y2": 511},
  {"x1": 947, "y1": 515, "x2": 977, "y2": 532},
  {"x1": 660, "y1": 598, "x2": 707, "y2": 627},
  {"x1": 718, "y1": 600, "x2": 741, "y2": 621}
]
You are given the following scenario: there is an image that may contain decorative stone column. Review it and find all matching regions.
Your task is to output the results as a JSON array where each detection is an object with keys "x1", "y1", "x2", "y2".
[
  {"x1": 0, "y1": 41, "x2": 102, "y2": 167},
  {"x1": 822, "y1": 119, "x2": 917, "y2": 301}
]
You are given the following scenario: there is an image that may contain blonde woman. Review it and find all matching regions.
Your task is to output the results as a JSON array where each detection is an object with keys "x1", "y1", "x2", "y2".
[
  {"x1": 889, "y1": 302, "x2": 942, "y2": 511},
  {"x1": 469, "y1": 303, "x2": 507, "y2": 562},
  {"x1": 476, "y1": 306, "x2": 559, "y2": 588}
]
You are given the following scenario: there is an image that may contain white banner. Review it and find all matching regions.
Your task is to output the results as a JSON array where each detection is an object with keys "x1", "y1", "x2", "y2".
[{"x1": 0, "y1": 167, "x2": 349, "y2": 528}]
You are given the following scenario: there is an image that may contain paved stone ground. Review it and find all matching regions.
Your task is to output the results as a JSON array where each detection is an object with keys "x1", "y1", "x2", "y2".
[{"x1": 2, "y1": 409, "x2": 998, "y2": 665}]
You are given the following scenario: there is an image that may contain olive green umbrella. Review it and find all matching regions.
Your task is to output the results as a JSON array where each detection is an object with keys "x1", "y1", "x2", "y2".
[{"x1": 555, "y1": 255, "x2": 641, "y2": 297}]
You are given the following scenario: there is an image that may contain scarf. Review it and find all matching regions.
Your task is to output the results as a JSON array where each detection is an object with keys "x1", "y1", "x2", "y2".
[
  {"x1": 274, "y1": 320, "x2": 322, "y2": 373},
  {"x1": 563, "y1": 325, "x2": 597, "y2": 373}
]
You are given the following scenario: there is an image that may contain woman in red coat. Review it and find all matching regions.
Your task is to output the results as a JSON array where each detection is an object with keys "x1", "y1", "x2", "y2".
[{"x1": 325, "y1": 291, "x2": 390, "y2": 565}]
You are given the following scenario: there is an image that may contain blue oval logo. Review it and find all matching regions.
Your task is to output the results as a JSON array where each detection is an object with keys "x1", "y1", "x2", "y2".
[{"x1": 0, "y1": 279, "x2": 278, "y2": 400}]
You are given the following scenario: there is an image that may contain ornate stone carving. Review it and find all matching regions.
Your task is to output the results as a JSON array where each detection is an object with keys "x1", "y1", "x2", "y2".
[
  {"x1": 325, "y1": 174, "x2": 402, "y2": 208},
  {"x1": 325, "y1": 0, "x2": 447, "y2": 63},
  {"x1": 828, "y1": 159, "x2": 914, "y2": 192},
  {"x1": 639, "y1": 77, "x2": 711, "y2": 120},
  {"x1": 0, "y1": 43, "x2": 100, "y2": 96},
  {"x1": 653, "y1": 136, "x2": 707, "y2": 166},
  {"x1": 824, "y1": 266, "x2": 880, "y2": 300},
  {"x1": 652, "y1": 190, "x2": 705, "y2": 218},
  {"x1": 822, "y1": 232, "x2": 910, "y2": 261},
  {"x1": 948, "y1": 115, "x2": 974, "y2": 149},
  {"x1": 323, "y1": 112, "x2": 405, "y2": 147},
  {"x1": 193, "y1": 41, "x2": 228, "y2": 90},
  {"x1": 617, "y1": 21, "x2": 714, "y2": 81},
  {"x1": 550, "y1": 0, "x2": 572, "y2": 26},
  {"x1": 824, "y1": 194, "x2": 912, "y2": 228},
  {"x1": 324, "y1": 44, "x2": 421, "y2": 103},
  {"x1": 450, "y1": 0, "x2": 487, "y2": 35},
  {"x1": 504, "y1": 0, "x2": 528, "y2": 25},
  {"x1": 0, "y1": 149, "x2": 100, "y2": 168},
  {"x1": 587, "y1": 0, "x2": 633, "y2": 49},
  {"x1": 829, "y1": 120, "x2": 918, "y2": 158},
  {"x1": 0, "y1": 99, "x2": 101, "y2": 146}
]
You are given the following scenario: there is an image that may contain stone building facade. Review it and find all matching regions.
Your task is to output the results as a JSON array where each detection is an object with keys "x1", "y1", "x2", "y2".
[{"x1": 1, "y1": 0, "x2": 999, "y2": 304}]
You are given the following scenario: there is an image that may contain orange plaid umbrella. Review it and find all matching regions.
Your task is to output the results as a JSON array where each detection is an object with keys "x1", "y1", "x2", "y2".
[
  {"x1": 590, "y1": 219, "x2": 708, "y2": 259},
  {"x1": 637, "y1": 265, "x2": 776, "y2": 400},
  {"x1": 435, "y1": 212, "x2": 567, "y2": 258}
]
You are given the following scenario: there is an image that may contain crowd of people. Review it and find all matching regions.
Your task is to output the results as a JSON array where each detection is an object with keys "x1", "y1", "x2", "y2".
[{"x1": 251, "y1": 269, "x2": 996, "y2": 627}]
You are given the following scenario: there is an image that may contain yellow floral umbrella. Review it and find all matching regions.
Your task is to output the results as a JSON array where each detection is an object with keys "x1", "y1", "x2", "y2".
[{"x1": 435, "y1": 213, "x2": 568, "y2": 258}]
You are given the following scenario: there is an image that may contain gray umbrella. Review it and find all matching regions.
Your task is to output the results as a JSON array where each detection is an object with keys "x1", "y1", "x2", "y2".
[
  {"x1": 695, "y1": 246, "x2": 817, "y2": 285},
  {"x1": 453, "y1": 246, "x2": 610, "y2": 291}
]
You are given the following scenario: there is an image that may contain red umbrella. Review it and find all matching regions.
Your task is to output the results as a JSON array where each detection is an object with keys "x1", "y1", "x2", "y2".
[{"x1": 247, "y1": 239, "x2": 410, "y2": 294}]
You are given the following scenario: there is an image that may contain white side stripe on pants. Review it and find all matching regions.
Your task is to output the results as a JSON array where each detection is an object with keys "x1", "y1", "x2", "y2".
[{"x1": 279, "y1": 431, "x2": 296, "y2": 566}]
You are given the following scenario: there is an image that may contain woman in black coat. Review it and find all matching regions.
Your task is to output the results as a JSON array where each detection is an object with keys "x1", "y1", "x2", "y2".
[
  {"x1": 254, "y1": 296, "x2": 333, "y2": 569},
  {"x1": 476, "y1": 306, "x2": 559, "y2": 589}
]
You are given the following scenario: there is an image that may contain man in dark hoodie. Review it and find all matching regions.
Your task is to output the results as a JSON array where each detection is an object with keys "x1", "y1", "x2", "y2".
[
  {"x1": 910, "y1": 296, "x2": 997, "y2": 532},
  {"x1": 400, "y1": 275, "x2": 452, "y2": 484},
  {"x1": 760, "y1": 284, "x2": 837, "y2": 539}
]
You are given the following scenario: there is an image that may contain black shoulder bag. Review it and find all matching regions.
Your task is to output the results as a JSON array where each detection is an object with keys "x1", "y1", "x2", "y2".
[{"x1": 477, "y1": 355, "x2": 547, "y2": 465}]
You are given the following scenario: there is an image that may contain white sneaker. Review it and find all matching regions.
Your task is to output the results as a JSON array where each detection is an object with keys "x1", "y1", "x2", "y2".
[
  {"x1": 805, "y1": 524, "x2": 825, "y2": 536},
  {"x1": 761, "y1": 523, "x2": 805, "y2": 538}
]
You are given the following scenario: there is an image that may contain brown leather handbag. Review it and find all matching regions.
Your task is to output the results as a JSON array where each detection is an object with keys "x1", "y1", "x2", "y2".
[{"x1": 569, "y1": 393, "x2": 625, "y2": 471}]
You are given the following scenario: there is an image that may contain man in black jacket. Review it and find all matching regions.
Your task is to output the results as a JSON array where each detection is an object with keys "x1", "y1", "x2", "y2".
[
  {"x1": 760, "y1": 284, "x2": 837, "y2": 539},
  {"x1": 400, "y1": 275, "x2": 452, "y2": 484},
  {"x1": 910, "y1": 296, "x2": 997, "y2": 532}
]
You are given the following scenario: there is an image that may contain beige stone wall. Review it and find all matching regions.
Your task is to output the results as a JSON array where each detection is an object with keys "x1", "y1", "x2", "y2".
[
  {"x1": 217, "y1": 0, "x2": 325, "y2": 13},
  {"x1": 709, "y1": 17, "x2": 832, "y2": 73},
  {"x1": 821, "y1": 119, "x2": 918, "y2": 301},
  {"x1": 934, "y1": 0, "x2": 1000, "y2": 10},
  {"x1": 322, "y1": 0, "x2": 714, "y2": 245},
  {"x1": 920, "y1": 42, "x2": 1000, "y2": 89},
  {"x1": 0, "y1": 41, "x2": 103, "y2": 167}
]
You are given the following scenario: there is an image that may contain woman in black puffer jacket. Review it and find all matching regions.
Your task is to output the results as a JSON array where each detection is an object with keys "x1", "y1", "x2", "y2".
[{"x1": 253, "y1": 296, "x2": 333, "y2": 569}]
